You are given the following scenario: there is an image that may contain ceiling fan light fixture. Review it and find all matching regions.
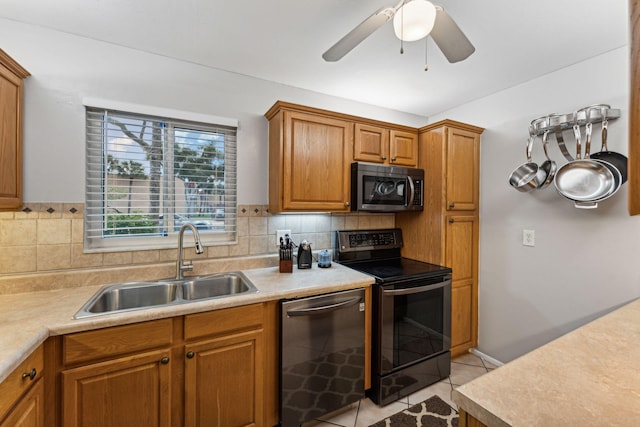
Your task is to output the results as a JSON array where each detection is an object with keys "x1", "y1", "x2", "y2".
[{"x1": 393, "y1": 0, "x2": 437, "y2": 42}]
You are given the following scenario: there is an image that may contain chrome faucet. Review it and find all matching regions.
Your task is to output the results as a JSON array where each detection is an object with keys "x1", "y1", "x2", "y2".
[{"x1": 176, "y1": 223, "x2": 204, "y2": 280}]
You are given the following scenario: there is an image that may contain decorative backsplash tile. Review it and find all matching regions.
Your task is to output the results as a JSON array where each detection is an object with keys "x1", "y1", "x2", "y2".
[{"x1": 0, "y1": 203, "x2": 394, "y2": 280}]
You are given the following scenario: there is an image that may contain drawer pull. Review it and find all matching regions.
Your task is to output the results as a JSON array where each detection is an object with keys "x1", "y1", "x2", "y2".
[
  {"x1": 449, "y1": 203, "x2": 455, "y2": 209},
  {"x1": 186, "y1": 351, "x2": 195, "y2": 359},
  {"x1": 448, "y1": 218, "x2": 455, "y2": 224},
  {"x1": 22, "y1": 368, "x2": 37, "y2": 381},
  {"x1": 160, "y1": 357, "x2": 170, "y2": 365}
]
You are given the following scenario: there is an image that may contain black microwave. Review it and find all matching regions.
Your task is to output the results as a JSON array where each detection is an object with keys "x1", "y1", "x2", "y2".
[{"x1": 350, "y1": 162, "x2": 424, "y2": 212}]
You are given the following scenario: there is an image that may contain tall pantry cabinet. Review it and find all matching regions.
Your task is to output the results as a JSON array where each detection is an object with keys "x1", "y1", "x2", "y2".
[{"x1": 396, "y1": 120, "x2": 484, "y2": 357}]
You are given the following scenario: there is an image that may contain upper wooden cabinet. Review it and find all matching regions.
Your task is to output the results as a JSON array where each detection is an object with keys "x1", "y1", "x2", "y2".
[
  {"x1": 267, "y1": 106, "x2": 353, "y2": 212},
  {"x1": 444, "y1": 126, "x2": 481, "y2": 211},
  {"x1": 354, "y1": 124, "x2": 418, "y2": 166},
  {"x1": 265, "y1": 101, "x2": 419, "y2": 212},
  {"x1": 0, "y1": 49, "x2": 30, "y2": 211}
]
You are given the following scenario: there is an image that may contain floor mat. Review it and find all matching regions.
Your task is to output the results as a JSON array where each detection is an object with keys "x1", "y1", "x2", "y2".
[{"x1": 368, "y1": 395, "x2": 458, "y2": 427}]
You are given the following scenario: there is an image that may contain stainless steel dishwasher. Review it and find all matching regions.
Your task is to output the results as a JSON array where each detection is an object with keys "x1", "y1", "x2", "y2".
[{"x1": 280, "y1": 288, "x2": 366, "y2": 427}]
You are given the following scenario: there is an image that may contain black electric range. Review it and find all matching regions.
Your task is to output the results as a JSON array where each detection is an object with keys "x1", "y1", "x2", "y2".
[
  {"x1": 334, "y1": 228, "x2": 451, "y2": 282},
  {"x1": 335, "y1": 228, "x2": 453, "y2": 406}
]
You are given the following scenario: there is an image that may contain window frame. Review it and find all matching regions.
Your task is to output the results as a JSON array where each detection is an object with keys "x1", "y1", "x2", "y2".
[{"x1": 83, "y1": 99, "x2": 238, "y2": 252}]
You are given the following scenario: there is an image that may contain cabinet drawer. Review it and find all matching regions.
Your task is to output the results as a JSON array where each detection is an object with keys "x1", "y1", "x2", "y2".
[
  {"x1": 63, "y1": 318, "x2": 173, "y2": 365},
  {"x1": 185, "y1": 303, "x2": 263, "y2": 340},
  {"x1": 0, "y1": 345, "x2": 43, "y2": 418}
]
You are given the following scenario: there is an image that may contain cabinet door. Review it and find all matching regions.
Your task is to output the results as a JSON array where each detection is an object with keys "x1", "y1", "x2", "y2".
[
  {"x1": 445, "y1": 215, "x2": 478, "y2": 355},
  {"x1": 0, "y1": 63, "x2": 24, "y2": 210},
  {"x1": 184, "y1": 329, "x2": 263, "y2": 427},
  {"x1": 445, "y1": 127, "x2": 479, "y2": 211},
  {"x1": 62, "y1": 349, "x2": 172, "y2": 427},
  {"x1": 0, "y1": 379, "x2": 44, "y2": 427},
  {"x1": 353, "y1": 123, "x2": 389, "y2": 164},
  {"x1": 283, "y1": 111, "x2": 353, "y2": 211},
  {"x1": 389, "y1": 130, "x2": 418, "y2": 167}
]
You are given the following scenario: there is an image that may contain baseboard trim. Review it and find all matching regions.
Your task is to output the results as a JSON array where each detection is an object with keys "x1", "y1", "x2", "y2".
[{"x1": 469, "y1": 348, "x2": 504, "y2": 367}]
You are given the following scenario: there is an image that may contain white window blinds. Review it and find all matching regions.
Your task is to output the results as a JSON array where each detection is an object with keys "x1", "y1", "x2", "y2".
[{"x1": 85, "y1": 107, "x2": 237, "y2": 251}]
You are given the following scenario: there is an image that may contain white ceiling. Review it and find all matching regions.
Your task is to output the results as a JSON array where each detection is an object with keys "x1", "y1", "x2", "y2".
[{"x1": 0, "y1": 0, "x2": 629, "y2": 117}]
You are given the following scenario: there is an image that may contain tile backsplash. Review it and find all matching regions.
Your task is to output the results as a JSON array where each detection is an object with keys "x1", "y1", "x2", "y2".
[{"x1": 0, "y1": 203, "x2": 394, "y2": 281}]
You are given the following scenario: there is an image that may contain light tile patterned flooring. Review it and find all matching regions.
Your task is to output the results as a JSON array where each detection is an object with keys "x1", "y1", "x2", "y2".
[{"x1": 303, "y1": 353, "x2": 499, "y2": 427}]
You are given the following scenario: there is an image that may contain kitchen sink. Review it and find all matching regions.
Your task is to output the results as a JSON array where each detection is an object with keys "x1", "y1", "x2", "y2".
[
  {"x1": 74, "y1": 272, "x2": 258, "y2": 319},
  {"x1": 180, "y1": 272, "x2": 255, "y2": 300}
]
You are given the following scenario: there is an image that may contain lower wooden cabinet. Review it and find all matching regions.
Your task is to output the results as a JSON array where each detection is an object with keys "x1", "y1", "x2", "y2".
[
  {"x1": 0, "y1": 379, "x2": 44, "y2": 427},
  {"x1": 61, "y1": 349, "x2": 172, "y2": 427},
  {"x1": 47, "y1": 303, "x2": 275, "y2": 427},
  {"x1": 185, "y1": 329, "x2": 263, "y2": 427},
  {"x1": 0, "y1": 346, "x2": 44, "y2": 427}
]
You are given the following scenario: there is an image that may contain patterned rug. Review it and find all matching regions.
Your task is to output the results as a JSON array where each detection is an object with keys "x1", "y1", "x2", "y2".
[{"x1": 369, "y1": 395, "x2": 458, "y2": 427}]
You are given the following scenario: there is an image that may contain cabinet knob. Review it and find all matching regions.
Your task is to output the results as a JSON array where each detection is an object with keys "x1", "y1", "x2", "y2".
[
  {"x1": 344, "y1": 202, "x2": 350, "y2": 207},
  {"x1": 381, "y1": 155, "x2": 387, "y2": 160},
  {"x1": 160, "y1": 357, "x2": 170, "y2": 365},
  {"x1": 448, "y1": 218, "x2": 455, "y2": 224},
  {"x1": 186, "y1": 351, "x2": 195, "y2": 359},
  {"x1": 390, "y1": 157, "x2": 396, "y2": 162},
  {"x1": 21, "y1": 368, "x2": 37, "y2": 381},
  {"x1": 449, "y1": 203, "x2": 455, "y2": 209}
]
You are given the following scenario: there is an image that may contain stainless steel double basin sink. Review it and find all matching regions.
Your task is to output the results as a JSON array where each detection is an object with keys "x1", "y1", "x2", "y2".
[{"x1": 74, "y1": 271, "x2": 258, "y2": 319}]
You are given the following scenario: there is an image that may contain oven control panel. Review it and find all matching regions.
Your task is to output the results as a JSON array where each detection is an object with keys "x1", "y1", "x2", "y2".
[{"x1": 336, "y1": 228, "x2": 403, "y2": 253}]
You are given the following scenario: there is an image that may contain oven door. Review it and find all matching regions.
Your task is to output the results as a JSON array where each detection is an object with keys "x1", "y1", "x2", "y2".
[{"x1": 376, "y1": 276, "x2": 451, "y2": 375}]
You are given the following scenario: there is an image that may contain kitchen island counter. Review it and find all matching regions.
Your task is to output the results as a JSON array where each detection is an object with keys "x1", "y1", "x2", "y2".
[
  {"x1": 452, "y1": 297, "x2": 640, "y2": 427},
  {"x1": 0, "y1": 262, "x2": 373, "y2": 384}
]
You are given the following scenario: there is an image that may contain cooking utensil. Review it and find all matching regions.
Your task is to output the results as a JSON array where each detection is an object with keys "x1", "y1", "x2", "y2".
[
  {"x1": 554, "y1": 110, "x2": 618, "y2": 207},
  {"x1": 508, "y1": 133, "x2": 546, "y2": 192},
  {"x1": 538, "y1": 126, "x2": 556, "y2": 189},
  {"x1": 589, "y1": 106, "x2": 628, "y2": 184}
]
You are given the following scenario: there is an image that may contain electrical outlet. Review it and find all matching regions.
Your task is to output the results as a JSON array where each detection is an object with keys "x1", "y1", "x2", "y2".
[
  {"x1": 523, "y1": 229, "x2": 535, "y2": 247},
  {"x1": 276, "y1": 229, "x2": 291, "y2": 246}
]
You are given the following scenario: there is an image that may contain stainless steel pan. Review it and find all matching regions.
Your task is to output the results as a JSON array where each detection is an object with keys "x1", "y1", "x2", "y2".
[
  {"x1": 589, "y1": 106, "x2": 628, "y2": 183},
  {"x1": 554, "y1": 110, "x2": 618, "y2": 208}
]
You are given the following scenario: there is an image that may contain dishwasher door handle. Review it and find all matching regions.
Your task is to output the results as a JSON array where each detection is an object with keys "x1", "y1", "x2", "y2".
[
  {"x1": 286, "y1": 296, "x2": 362, "y2": 317},
  {"x1": 382, "y1": 280, "x2": 450, "y2": 296}
]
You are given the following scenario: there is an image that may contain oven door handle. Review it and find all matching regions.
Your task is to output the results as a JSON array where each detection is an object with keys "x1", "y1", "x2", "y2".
[
  {"x1": 382, "y1": 280, "x2": 450, "y2": 296},
  {"x1": 286, "y1": 297, "x2": 362, "y2": 317}
]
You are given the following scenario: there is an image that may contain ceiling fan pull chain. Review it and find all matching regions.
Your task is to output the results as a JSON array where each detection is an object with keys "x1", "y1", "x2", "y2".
[
  {"x1": 424, "y1": 38, "x2": 429, "y2": 71},
  {"x1": 400, "y1": 0, "x2": 405, "y2": 54}
]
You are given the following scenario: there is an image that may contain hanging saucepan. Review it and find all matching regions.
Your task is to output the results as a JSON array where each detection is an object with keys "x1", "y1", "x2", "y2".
[
  {"x1": 588, "y1": 106, "x2": 628, "y2": 184},
  {"x1": 554, "y1": 110, "x2": 618, "y2": 208},
  {"x1": 508, "y1": 131, "x2": 546, "y2": 192}
]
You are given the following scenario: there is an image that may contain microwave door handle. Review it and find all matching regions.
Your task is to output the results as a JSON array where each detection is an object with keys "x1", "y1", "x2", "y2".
[{"x1": 406, "y1": 176, "x2": 415, "y2": 207}]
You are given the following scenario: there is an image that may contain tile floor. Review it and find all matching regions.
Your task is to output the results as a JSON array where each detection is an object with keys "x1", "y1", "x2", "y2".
[{"x1": 303, "y1": 353, "x2": 499, "y2": 427}]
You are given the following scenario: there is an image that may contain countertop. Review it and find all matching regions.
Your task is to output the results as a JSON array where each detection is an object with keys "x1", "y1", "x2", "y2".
[
  {"x1": 452, "y1": 298, "x2": 640, "y2": 427},
  {"x1": 0, "y1": 263, "x2": 373, "y2": 383}
]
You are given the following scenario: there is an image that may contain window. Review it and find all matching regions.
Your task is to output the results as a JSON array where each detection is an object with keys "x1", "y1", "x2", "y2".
[{"x1": 85, "y1": 103, "x2": 237, "y2": 251}]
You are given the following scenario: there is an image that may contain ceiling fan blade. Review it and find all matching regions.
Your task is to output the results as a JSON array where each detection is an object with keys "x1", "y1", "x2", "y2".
[
  {"x1": 430, "y1": 6, "x2": 475, "y2": 63},
  {"x1": 322, "y1": 6, "x2": 397, "y2": 62}
]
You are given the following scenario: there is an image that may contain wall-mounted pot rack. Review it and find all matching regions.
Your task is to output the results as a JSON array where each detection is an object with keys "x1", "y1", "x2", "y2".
[
  {"x1": 509, "y1": 103, "x2": 626, "y2": 209},
  {"x1": 529, "y1": 104, "x2": 620, "y2": 136}
]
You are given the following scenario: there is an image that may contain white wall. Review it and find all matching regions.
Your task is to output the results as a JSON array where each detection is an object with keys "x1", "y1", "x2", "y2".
[
  {"x1": 0, "y1": 18, "x2": 426, "y2": 204},
  {"x1": 430, "y1": 46, "x2": 640, "y2": 362}
]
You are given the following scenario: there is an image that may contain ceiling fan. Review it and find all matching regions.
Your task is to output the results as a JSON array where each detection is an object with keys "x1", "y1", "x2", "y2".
[{"x1": 322, "y1": 0, "x2": 475, "y2": 64}]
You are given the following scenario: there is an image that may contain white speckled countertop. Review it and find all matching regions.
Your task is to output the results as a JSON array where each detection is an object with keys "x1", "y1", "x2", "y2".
[
  {"x1": 452, "y1": 298, "x2": 640, "y2": 427},
  {"x1": 0, "y1": 263, "x2": 373, "y2": 383}
]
